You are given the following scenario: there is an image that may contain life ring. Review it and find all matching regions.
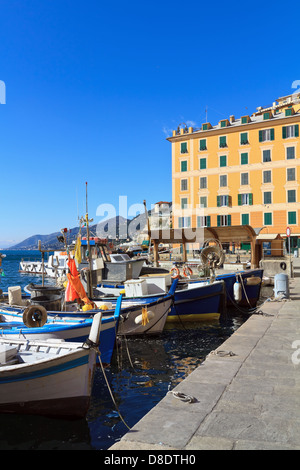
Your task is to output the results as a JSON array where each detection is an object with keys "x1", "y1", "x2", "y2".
[
  {"x1": 170, "y1": 267, "x2": 180, "y2": 279},
  {"x1": 23, "y1": 305, "x2": 48, "y2": 328},
  {"x1": 183, "y1": 266, "x2": 193, "y2": 278},
  {"x1": 280, "y1": 262, "x2": 287, "y2": 271}
]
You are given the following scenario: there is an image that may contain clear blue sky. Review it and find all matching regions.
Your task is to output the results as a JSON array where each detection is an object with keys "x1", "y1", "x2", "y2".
[{"x1": 0, "y1": 0, "x2": 299, "y2": 247}]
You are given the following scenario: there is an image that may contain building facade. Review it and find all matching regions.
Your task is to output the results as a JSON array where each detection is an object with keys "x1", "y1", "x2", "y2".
[{"x1": 168, "y1": 93, "x2": 300, "y2": 253}]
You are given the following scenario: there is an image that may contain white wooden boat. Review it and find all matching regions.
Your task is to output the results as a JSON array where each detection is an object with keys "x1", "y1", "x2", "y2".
[{"x1": 0, "y1": 312, "x2": 102, "y2": 417}]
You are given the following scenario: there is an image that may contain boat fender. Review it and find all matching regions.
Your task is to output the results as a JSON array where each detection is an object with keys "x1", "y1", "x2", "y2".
[
  {"x1": 245, "y1": 276, "x2": 261, "y2": 286},
  {"x1": 170, "y1": 267, "x2": 180, "y2": 279},
  {"x1": 233, "y1": 279, "x2": 242, "y2": 302},
  {"x1": 134, "y1": 310, "x2": 155, "y2": 325},
  {"x1": 183, "y1": 266, "x2": 193, "y2": 278},
  {"x1": 23, "y1": 305, "x2": 48, "y2": 328}
]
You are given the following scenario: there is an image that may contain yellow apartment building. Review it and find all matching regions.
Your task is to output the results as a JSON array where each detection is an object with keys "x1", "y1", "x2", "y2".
[{"x1": 168, "y1": 92, "x2": 300, "y2": 255}]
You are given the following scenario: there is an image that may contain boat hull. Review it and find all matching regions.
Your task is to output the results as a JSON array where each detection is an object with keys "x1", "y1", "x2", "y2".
[
  {"x1": 168, "y1": 280, "x2": 225, "y2": 322},
  {"x1": 117, "y1": 296, "x2": 173, "y2": 335},
  {"x1": 0, "y1": 338, "x2": 97, "y2": 417}
]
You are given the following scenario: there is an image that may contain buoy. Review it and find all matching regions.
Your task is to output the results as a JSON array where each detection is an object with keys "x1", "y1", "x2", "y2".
[
  {"x1": 233, "y1": 278, "x2": 242, "y2": 302},
  {"x1": 170, "y1": 267, "x2": 180, "y2": 279},
  {"x1": 245, "y1": 276, "x2": 261, "y2": 286},
  {"x1": 183, "y1": 266, "x2": 193, "y2": 277},
  {"x1": 134, "y1": 310, "x2": 155, "y2": 325}
]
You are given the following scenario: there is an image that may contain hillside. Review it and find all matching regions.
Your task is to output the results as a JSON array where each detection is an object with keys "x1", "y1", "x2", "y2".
[{"x1": 8, "y1": 216, "x2": 133, "y2": 250}]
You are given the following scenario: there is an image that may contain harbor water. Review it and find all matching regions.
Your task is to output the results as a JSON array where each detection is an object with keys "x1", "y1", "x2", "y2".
[{"x1": 0, "y1": 250, "x2": 246, "y2": 450}]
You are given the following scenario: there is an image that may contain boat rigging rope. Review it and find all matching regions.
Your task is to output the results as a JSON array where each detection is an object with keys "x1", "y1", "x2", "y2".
[{"x1": 95, "y1": 347, "x2": 131, "y2": 430}]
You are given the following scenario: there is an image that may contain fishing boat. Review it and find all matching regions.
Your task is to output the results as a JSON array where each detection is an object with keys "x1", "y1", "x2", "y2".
[
  {"x1": 0, "y1": 312, "x2": 103, "y2": 418},
  {"x1": 0, "y1": 295, "x2": 122, "y2": 364}
]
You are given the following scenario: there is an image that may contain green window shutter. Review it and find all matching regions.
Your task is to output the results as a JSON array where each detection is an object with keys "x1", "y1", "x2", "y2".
[
  {"x1": 270, "y1": 128, "x2": 274, "y2": 141},
  {"x1": 220, "y1": 155, "x2": 226, "y2": 167},
  {"x1": 219, "y1": 136, "x2": 227, "y2": 147},
  {"x1": 240, "y1": 132, "x2": 248, "y2": 144},
  {"x1": 259, "y1": 130, "x2": 263, "y2": 142},
  {"x1": 200, "y1": 139, "x2": 206, "y2": 150},
  {"x1": 217, "y1": 215, "x2": 221, "y2": 227},
  {"x1": 295, "y1": 125, "x2": 299, "y2": 137},
  {"x1": 285, "y1": 108, "x2": 292, "y2": 116},
  {"x1": 282, "y1": 126, "x2": 287, "y2": 139},
  {"x1": 249, "y1": 193, "x2": 253, "y2": 205},
  {"x1": 288, "y1": 211, "x2": 297, "y2": 224},
  {"x1": 207, "y1": 216, "x2": 211, "y2": 227},
  {"x1": 200, "y1": 158, "x2": 206, "y2": 169},
  {"x1": 241, "y1": 153, "x2": 248, "y2": 164},
  {"x1": 217, "y1": 195, "x2": 220, "y2": 207},
  {"x1": 202, "y1": 124, "x2": 208, "y2": 130},
  {"x1": 181, "y1": 160, "x2": 187, "y2": 172},
  {"x1": 238, "y1": 194, "x2": 242, "y2": 206},
  {"x1": 228, "y1": 195, "x2": 232, "y2": 207},
  {"x1": 241, "y1": 117, "x2": 247, "y2": 124},
  {"x1": 181, "y1": 142, "x2": 188, "y2": 153},
  {"x1": 264, "y1": 213, "x2": 272, "y2": 225},
  {"x1": 228, "y1": 214, "x2": 231, "y2": 226},
  {"x1": 242, "y1": 214, "x2": 249, "y2": 225}
]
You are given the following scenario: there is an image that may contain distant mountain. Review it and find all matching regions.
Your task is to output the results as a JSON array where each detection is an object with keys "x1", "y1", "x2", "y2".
[{"x1": 8, "y1": 216, "x2": 135, "y2": 250}]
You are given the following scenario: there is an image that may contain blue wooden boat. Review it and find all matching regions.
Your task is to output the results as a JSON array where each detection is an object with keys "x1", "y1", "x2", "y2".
[{"x1": 0, "y1": 295, "x2": 122, "y2": 364}]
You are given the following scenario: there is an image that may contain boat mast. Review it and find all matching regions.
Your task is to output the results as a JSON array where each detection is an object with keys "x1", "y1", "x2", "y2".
[{"x1": 85, "y1": 182, "x2": 93, "y2": 298}]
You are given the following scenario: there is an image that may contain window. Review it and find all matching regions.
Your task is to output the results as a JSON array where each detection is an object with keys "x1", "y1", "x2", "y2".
[
  {"x1": 263, "y1": 149, "x2": 271, "y2": 162},
  {"x1": 199, "y1": 158, "x2": 206, "y2": 169},
  {"x1": 240, "y1": 132, "x2": 249, "y2": 145},
  {"x1": 219, "y1": 155, "x2": 227, "y2": 167},
  {"x1": 282, "y1": 125, "x2": 299, "y2": 139},
  {"x1": 263, "y1": 112, "x2": 271, "y2": 120},
  {"x1": 288, "y1": 211, "x2": 297, "y2": 224},
  {"x1": 181, "y1": 160, "x2": 187, "y2": 172},
  {"x1": 219, "y1": 136, "x2": 227, "y2": 148},
  {"x1": 241, "y1": 116, "x2": 248, "y2": 124},
  {"x1": 181, "y1": 198, "x2": 188, "y2": 209},
  {"x1": 181, "y1": 179, "x2": 188, "y2": 191},
  {"x1": 181, "y1": 142, "x2": 188, "y2": 153},
  {"x1": 241, "y1": 213, "x2": 249, "y2": 225},
  {"x1": 220, "y1": 174, "x2": 227, "y2": 187},
  {"x1": 217, "y1": 195, "x2": 231, "y2": 207},
  {"x1": 217, "y1": 214, "x2": 231, "y2": 226},
  {"x1": 259, "y1": 129, "x2": 274, "y2": 142},
  {"x1": 197, "y1": 215, "x2": 210, "y2": 227},
  {"x1": 178, "y1": 217, "x2": 191, "y2": 228},
  {"x1": 263, "y1": 191, "x2": 272, "y2": 204},
  {"x1": 220, "y1": 120, "x2": 227, "y2": 128},
  {"x1": 287, "y1": 147, "x2": 295, "y2": 159},
  {"x1": 264, "y1": 213, "x2": 272, "y2": 225},
  {"x1": 199, "y1": 196, "x2": 207, "y2": 208},
  {"x1": 199, "y1": 139, "x2": 207, "y2": 151},
  {"x1": 287, "y1": 168, "x2": 296, "y2": 181},
  {"x1": 241, "y1": 172, "x2": 249, "y2": 185},
  {"x1": 238, "y1": 193, "x2": 253, "y2": 205},
  {"x1": 287, "y1": 189, "x2": 296, "y2": 203},
  {"x1": 263, "y1": 170, "x2": 271, "y2": 183},
  {"x1": 285, "y1": 108, "x2": 293, "y2": 116},
  {"x1": 200, "y1": 176, "x2": 207, "y2": 189},
  {"x1": 241, "y1": 152, "x2": 248, "y2": 165}
]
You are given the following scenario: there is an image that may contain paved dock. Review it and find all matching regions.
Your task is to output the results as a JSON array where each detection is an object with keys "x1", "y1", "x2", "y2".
[{"x1": 110, "y1": 261, "x2": 300, "y2": 450}]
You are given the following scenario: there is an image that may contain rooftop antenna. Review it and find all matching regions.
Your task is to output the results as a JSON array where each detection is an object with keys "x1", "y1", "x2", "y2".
[{"x1": 205, "y1": 106, "x2": 208, "y2": 122}]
